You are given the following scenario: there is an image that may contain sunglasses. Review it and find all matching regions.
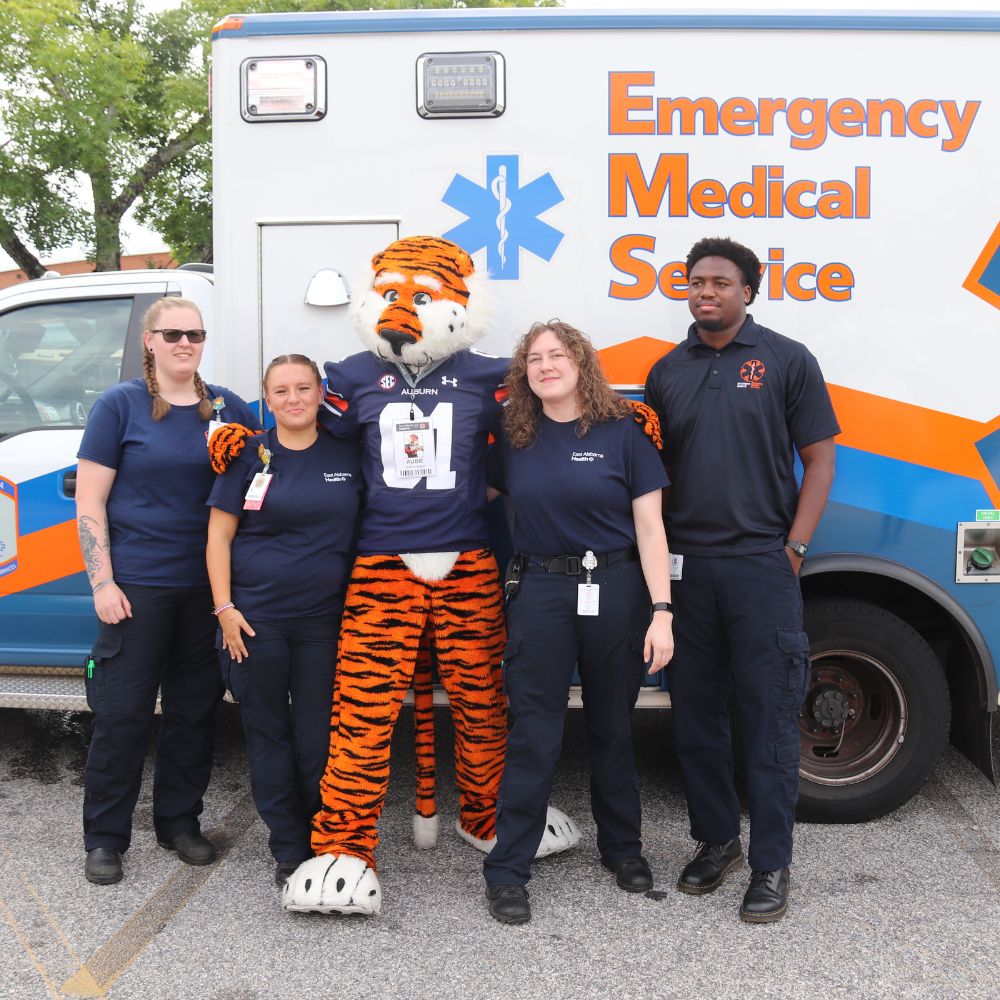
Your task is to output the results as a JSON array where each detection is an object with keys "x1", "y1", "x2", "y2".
[{"x1": 151, "y1": 328, "x2": 207, "y2": 343}]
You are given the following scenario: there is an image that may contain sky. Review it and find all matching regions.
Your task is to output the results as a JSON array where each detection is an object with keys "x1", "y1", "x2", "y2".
[{"x1": 4, "y1": 0, "x2": 999, "y2": 270}]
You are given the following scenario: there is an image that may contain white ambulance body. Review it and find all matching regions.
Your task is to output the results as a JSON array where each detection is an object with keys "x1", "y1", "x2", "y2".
[{"x1": 1, "y1": 9, "x2": 999, "y2": 821}]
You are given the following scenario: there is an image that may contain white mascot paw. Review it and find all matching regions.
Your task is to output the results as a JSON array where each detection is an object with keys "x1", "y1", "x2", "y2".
[
  {"x1": 281, "y1": 854, "x2": 382, "y2": 916},
  {"x1": 455, "y1": 818, "x2": 496, "y2": 853},
  {"x1": 412, "y1": 813, "x2": 440, "y2": 850},
  {"x1": 535, "y1": 805, "x2": 582, "y2": 859}
]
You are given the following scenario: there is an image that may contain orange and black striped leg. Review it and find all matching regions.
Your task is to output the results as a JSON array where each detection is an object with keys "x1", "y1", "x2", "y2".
[
  {"x1": 312, "y1": 555, "x2": 430, "y2": 869},
  {"x1": 412, "y1": 625, "x2": 438, "y2": 848},
  {"x1": 430, "y1": 549, "x2": 507, "y2": 846}
]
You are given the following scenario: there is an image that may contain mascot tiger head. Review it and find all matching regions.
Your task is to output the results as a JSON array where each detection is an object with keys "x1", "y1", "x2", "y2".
[{"x1": 350, "y1": 235, "x2": 491, "y2": 370}]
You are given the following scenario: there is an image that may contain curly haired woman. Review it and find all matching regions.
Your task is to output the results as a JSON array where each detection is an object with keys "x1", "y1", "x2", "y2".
[{"x1": 483, "y1": 320, "x2": 674, "y2": 924}]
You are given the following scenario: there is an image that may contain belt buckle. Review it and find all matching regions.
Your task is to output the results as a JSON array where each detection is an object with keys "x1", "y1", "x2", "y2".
[{"x1": 565, "y1": 556, "x2": 581, "y2": 576}]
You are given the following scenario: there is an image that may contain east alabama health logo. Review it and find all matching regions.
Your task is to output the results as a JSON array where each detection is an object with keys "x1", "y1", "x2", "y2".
[{"x1": 443, "y1": 155, "x2": 564, "y2": 280}]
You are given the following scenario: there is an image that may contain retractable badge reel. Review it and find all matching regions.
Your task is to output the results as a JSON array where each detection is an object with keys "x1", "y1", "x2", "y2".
[
  {"x1": 577, "y1": 549, "x2": 600, "y2": 616},
  {"x1": 244, "y1": 445, "x2": 273, "y2": 511}
]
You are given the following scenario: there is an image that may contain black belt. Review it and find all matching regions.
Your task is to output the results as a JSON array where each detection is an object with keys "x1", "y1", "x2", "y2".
[{"x1": 524, "y1": 545, "x2": 639, "y2": 576}]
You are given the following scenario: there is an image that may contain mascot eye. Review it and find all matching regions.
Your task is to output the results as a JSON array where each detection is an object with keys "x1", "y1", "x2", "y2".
[
  {"x1": 383, "y1": 289, "x2": 399, "y2": 303},
  {"x1": 413, "y1": 292, "x2": 432, "y2": 307}
]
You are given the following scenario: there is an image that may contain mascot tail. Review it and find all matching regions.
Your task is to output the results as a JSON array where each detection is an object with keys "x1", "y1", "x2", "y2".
[{"x1": 411, "y1": 627, "x2": 439, "y2": 849}]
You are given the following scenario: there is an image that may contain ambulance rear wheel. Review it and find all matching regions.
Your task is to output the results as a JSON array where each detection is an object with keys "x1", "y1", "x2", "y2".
[{"x1": 795, "y1": 599, "x2": 950, "y2": 823}]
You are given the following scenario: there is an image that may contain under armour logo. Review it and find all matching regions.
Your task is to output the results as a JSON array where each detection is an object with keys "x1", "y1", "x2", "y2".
[{"x1": 441, "y1": 376, "x2": 458, "y2": 387}]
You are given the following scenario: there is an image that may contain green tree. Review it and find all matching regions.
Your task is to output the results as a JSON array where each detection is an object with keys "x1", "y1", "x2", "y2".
[{"x1": 0, "y1": 0, "x2": 559, "y2": 276}]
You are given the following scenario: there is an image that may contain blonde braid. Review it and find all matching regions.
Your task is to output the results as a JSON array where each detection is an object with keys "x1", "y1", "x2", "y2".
[
  {"x1": 193, "y1": 372, "x2": 213, "y2": 421},
  {"x1": 143, "y1": 347, "x2": 171, "y2": 422}
]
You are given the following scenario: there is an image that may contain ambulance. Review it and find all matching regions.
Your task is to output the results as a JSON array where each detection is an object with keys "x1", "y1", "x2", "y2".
[{"x1": 1, "y1": 8, "x2": 998, "y2": 823}]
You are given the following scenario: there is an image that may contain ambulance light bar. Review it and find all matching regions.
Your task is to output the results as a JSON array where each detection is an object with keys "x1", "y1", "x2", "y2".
[{"x1": 416, "y1": 52, "x2": 505, "y2": 119}]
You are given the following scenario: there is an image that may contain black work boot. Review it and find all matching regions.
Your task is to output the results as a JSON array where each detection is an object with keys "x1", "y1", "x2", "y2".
[
  {"x1": 486, "y1": 884, "x2": 531, "y2": 925},
  {"x1": 739, "y1": 867, "x2": 790, "y2": 923},
  {"x1": 85, "y1": 848, "x2": 123, "y2": 885},
  {"x1": 677, "y1": 838, "x2": 744, "y2": 895}
]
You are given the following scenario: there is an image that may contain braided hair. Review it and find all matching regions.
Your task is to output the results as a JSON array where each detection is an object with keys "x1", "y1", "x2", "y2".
[{"x1": 142, "y1": 298, "x2": 213, "y2": 422}]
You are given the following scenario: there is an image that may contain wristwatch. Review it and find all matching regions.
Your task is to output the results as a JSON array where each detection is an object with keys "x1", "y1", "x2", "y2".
[
  {"x1": 651, "y1": 601, "x2": 674, "y2": 614},
  {"x1": 785, "y1": 539, "x2": 809, "y2": 558}
]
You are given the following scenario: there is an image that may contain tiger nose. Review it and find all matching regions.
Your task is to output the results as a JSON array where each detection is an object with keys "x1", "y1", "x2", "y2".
[{"x1": 380, "y1": 328, "x2": 417, "y2": 355}]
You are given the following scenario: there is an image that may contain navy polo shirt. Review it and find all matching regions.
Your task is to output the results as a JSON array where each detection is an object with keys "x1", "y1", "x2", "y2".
[
  {"x1": 644, "y1": 316, "x2": 840, "y2": 556},
  {"x1": 488, "y1": 413, "x2": 668, "y2": 556},
  {"x1": 78, "y1": 379, "x2": 259, "y2": 587},
  {"x1": 207, "y1": 429, "x2": 362, "y2": 621}
]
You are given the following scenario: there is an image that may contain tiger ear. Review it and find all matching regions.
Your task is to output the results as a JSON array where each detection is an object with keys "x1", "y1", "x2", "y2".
[
  {"x1": 371, "y1": 249, "x2": 385, "y2": 270},
  {"x1": 450, "y1": 244, "x2": 474, "y2": 279}
]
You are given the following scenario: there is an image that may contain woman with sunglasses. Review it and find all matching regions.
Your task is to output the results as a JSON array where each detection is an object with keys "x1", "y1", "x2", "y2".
[
  {"x1": 75, "y1": 297, "x2": 258, "y2": 886},
  {"x1": 206, "y1": 355, "x2": 362, "y2": 888}
]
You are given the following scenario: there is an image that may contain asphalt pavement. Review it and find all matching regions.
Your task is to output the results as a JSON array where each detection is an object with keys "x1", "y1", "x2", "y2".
[{"x1": 2, "y1": 704, "x2": 999, "y2": 1000}]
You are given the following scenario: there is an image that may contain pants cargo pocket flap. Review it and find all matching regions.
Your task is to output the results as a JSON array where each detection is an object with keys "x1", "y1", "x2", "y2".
[
  {"x1": 775, "y1": 740, "x2": 799, "y2": 764},
  {"x1": 89, "y1": 629, "x2": 123, "y2": 664},
  {"x1": 776, "y1": 628, "x2": 810, "y2": 654}
]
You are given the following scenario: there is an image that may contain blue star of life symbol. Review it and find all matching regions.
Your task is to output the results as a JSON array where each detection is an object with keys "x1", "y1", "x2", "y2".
[{"x1": 442, "y1": 155, "x2": 564, "y2": 280}]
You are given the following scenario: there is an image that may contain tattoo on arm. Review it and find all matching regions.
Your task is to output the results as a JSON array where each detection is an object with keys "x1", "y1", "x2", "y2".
[{"x1": 78, "y1": 514, "x2": 111, "y2": 585}]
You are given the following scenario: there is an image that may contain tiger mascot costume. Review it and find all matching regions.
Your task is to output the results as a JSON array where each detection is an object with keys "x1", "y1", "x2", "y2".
[{"x1": 282, "y1": 236, "x2": 580, "y2": 915}]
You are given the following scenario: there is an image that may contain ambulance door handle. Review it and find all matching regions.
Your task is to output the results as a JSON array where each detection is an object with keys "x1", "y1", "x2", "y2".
[{"x1": 62, "y1": 469, "x2": 77, "y2": 498}]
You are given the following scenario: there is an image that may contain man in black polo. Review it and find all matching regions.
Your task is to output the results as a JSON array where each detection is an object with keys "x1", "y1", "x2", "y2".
[{"x1": 644, "y1": 236, "x2": 839, "y2": 923}]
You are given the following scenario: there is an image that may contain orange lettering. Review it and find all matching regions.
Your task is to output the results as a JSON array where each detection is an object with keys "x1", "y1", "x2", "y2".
[{"x1": 609, "y1": 72, "x2": 655, "y2": 135}]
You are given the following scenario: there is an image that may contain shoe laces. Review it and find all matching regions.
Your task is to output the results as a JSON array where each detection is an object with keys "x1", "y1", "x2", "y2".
[
  {"x1": 495, "y1": 885, "x2": 529, "y2": 899},
  {"x1": 749, "y1": 869, "x2": 776, "y2": 888}
]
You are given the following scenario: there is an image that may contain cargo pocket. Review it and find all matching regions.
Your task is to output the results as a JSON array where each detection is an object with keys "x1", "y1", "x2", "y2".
[
  {"x1": 500, "y1": 635, "x2": 521, "y2": 715},
  {"x1": 774, "y1": 739, "x2": 799, "y2": 765},
  {"x1": 84, "y1": 627, "x2": 123, "y2": 713},
  {"x1": 772, "y1": 628, "x2": 811, "y2": 712}
]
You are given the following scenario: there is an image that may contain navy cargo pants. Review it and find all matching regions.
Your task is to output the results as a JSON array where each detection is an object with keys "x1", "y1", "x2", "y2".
[
  {"x1": 484, "y1": 558, "x2": 649, "y2": 887},
  {"x1": 669, "y1": 549, "x2": 810, "y2": 872}
]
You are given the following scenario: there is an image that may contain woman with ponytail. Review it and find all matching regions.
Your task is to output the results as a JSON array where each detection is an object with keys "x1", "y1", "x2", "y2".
[{"x1": 75, "y1": 297, "x2": 258, "y2": 886}]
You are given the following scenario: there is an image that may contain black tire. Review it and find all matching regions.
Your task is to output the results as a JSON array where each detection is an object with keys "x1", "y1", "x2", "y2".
[{"x1": 796, "y1": 599, "x2": 950, "y2": 823}]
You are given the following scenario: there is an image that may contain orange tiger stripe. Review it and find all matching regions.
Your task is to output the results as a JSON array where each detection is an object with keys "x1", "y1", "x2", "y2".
[{"x1": 312, "y1": 550, "x2": 506, "y2": 869}]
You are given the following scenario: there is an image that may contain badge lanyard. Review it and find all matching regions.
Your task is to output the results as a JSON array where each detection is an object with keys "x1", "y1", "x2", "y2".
[
  {"x1": 577, "y1": 549, "x2": 600, "y2": 616},
  {"x1": 243, "y1": 443, "x2": 273, "y2": 511}
]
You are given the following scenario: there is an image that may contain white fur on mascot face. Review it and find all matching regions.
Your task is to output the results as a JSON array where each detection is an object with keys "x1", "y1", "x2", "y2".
[{"x1": 349, "y1": 236, "x2": 491, "y2": 370}]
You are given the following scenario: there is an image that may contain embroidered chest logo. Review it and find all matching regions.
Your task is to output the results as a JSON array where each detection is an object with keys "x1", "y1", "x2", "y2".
[
  {"x1": 441, "y1": 376, "x2": 458, "y2": 387},
  {"x1": 738, "y1": 359, "x2": 766, "y2": 390},
  {"x1": 570, "y1": 450, "x2": 605, "y2": 463},
  {"x1": 379, "y1": 374, "x2": 397, "y2": 390}
]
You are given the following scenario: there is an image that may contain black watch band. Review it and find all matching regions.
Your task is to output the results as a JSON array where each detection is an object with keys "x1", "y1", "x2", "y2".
[{"x1": 651, "y1": 601, "x2": 674, "y2": 614}]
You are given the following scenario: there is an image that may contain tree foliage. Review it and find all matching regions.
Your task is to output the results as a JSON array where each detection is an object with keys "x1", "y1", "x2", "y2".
[{"x1": 0, "y1": 0, "x2": 559, "y2": 275}]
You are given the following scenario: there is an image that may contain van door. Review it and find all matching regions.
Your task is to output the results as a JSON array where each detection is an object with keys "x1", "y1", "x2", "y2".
[
  {"x1": 258, "y1": 219, "x2": 398, "y2": 417},
  {"x1": 0, "y1": 292, "x2": 157, "y2": 667}
]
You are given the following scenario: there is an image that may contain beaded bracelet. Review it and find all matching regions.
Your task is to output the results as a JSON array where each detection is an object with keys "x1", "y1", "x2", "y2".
[{"x1": 212, "y1": 602, "x2": 235, "y2": 617}]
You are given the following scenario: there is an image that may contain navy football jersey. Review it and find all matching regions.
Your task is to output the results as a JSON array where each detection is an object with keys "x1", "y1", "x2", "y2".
[{"x1": 320, "y1": 350, "x2": 509, "y2": 554}]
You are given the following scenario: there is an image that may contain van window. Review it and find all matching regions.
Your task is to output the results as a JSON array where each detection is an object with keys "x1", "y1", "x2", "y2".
[{"x1": 0, "y1": 298, "x2": 132, "y2": 437}]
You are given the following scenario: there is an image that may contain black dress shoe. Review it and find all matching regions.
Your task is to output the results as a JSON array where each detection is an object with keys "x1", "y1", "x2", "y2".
[
  {"x1": 486, "y1": 884, "x2": 531, "y2": 925},
  {"x1": 274, "y1": 860, "x2": 305, "y2": 887},
  {"x1": 602, "y1": 855, "x2": 653, "y2": 893},
  {"x1": 157, "y1": 831, "x2": 217, "y2": 866},
  {"x1": 677, "y1": 838, "x2": 744, "y2": 895},
  {"x1": 740, "y1": 868, "x2": 790, "y2": 923},
  {"x1": 85, "y1": 848, "x2": 123, "y2": 885}
]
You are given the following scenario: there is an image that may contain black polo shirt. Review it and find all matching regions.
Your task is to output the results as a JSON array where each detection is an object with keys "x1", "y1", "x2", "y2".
[{"x1": 644, "y1": 316, "x2": 840, "y2": 556}]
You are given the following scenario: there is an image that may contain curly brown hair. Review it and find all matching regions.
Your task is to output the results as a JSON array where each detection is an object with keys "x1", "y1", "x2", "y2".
[{"x1": 503, "y1": 320, "x2": 630, "y2": 448}]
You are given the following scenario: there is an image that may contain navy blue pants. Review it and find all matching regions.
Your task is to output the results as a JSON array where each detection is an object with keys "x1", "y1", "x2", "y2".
[
  {"x1": 669, "y1": 549, "x2": 810, "y2": 871},
  {"x1": 220, "y1": 613, "x2": 340, "y2": 863},
  {"x1": 484, "y1": 560, "x2": 648, "y2": 887},
  {"x1": 83, "y1": 584, "x2": 222, "y2": 852}
]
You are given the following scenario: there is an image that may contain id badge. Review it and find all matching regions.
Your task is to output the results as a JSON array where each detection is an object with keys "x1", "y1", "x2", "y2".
[
  {"x1": 206, "y1": 419, "x2": 226, "y2": 446},
  {"x1": 577, "y1": 584, "x2": 600, "y2": 616},
  {"x1": 670, "y1": 553, "x2": 684, "y2": 581},
  {"x1": 393, "y1": 419, "x2": 436, "y2": 480},
  {"x1": 243, "y1": 472, "x2": 272, "y2": 511}
]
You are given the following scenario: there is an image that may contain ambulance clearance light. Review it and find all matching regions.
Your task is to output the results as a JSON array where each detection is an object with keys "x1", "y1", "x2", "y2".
[
  {"x1": 240, "y1": 56, "x2": 327, "y2": 123},
  {"x1": 416, "y1": 52, "x2": 505, "y2": 119}
]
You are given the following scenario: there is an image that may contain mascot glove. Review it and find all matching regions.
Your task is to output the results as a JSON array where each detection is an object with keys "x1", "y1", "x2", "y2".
[
  {"x1": 281, "y1": 854, "x2": 382, "y2": 916},
  {"x1": 208, "y1": 423, "x2": 263, "y2": 475},
  {"x1": 627, "y1": 400, "x2": 663, "y2": 451}
]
